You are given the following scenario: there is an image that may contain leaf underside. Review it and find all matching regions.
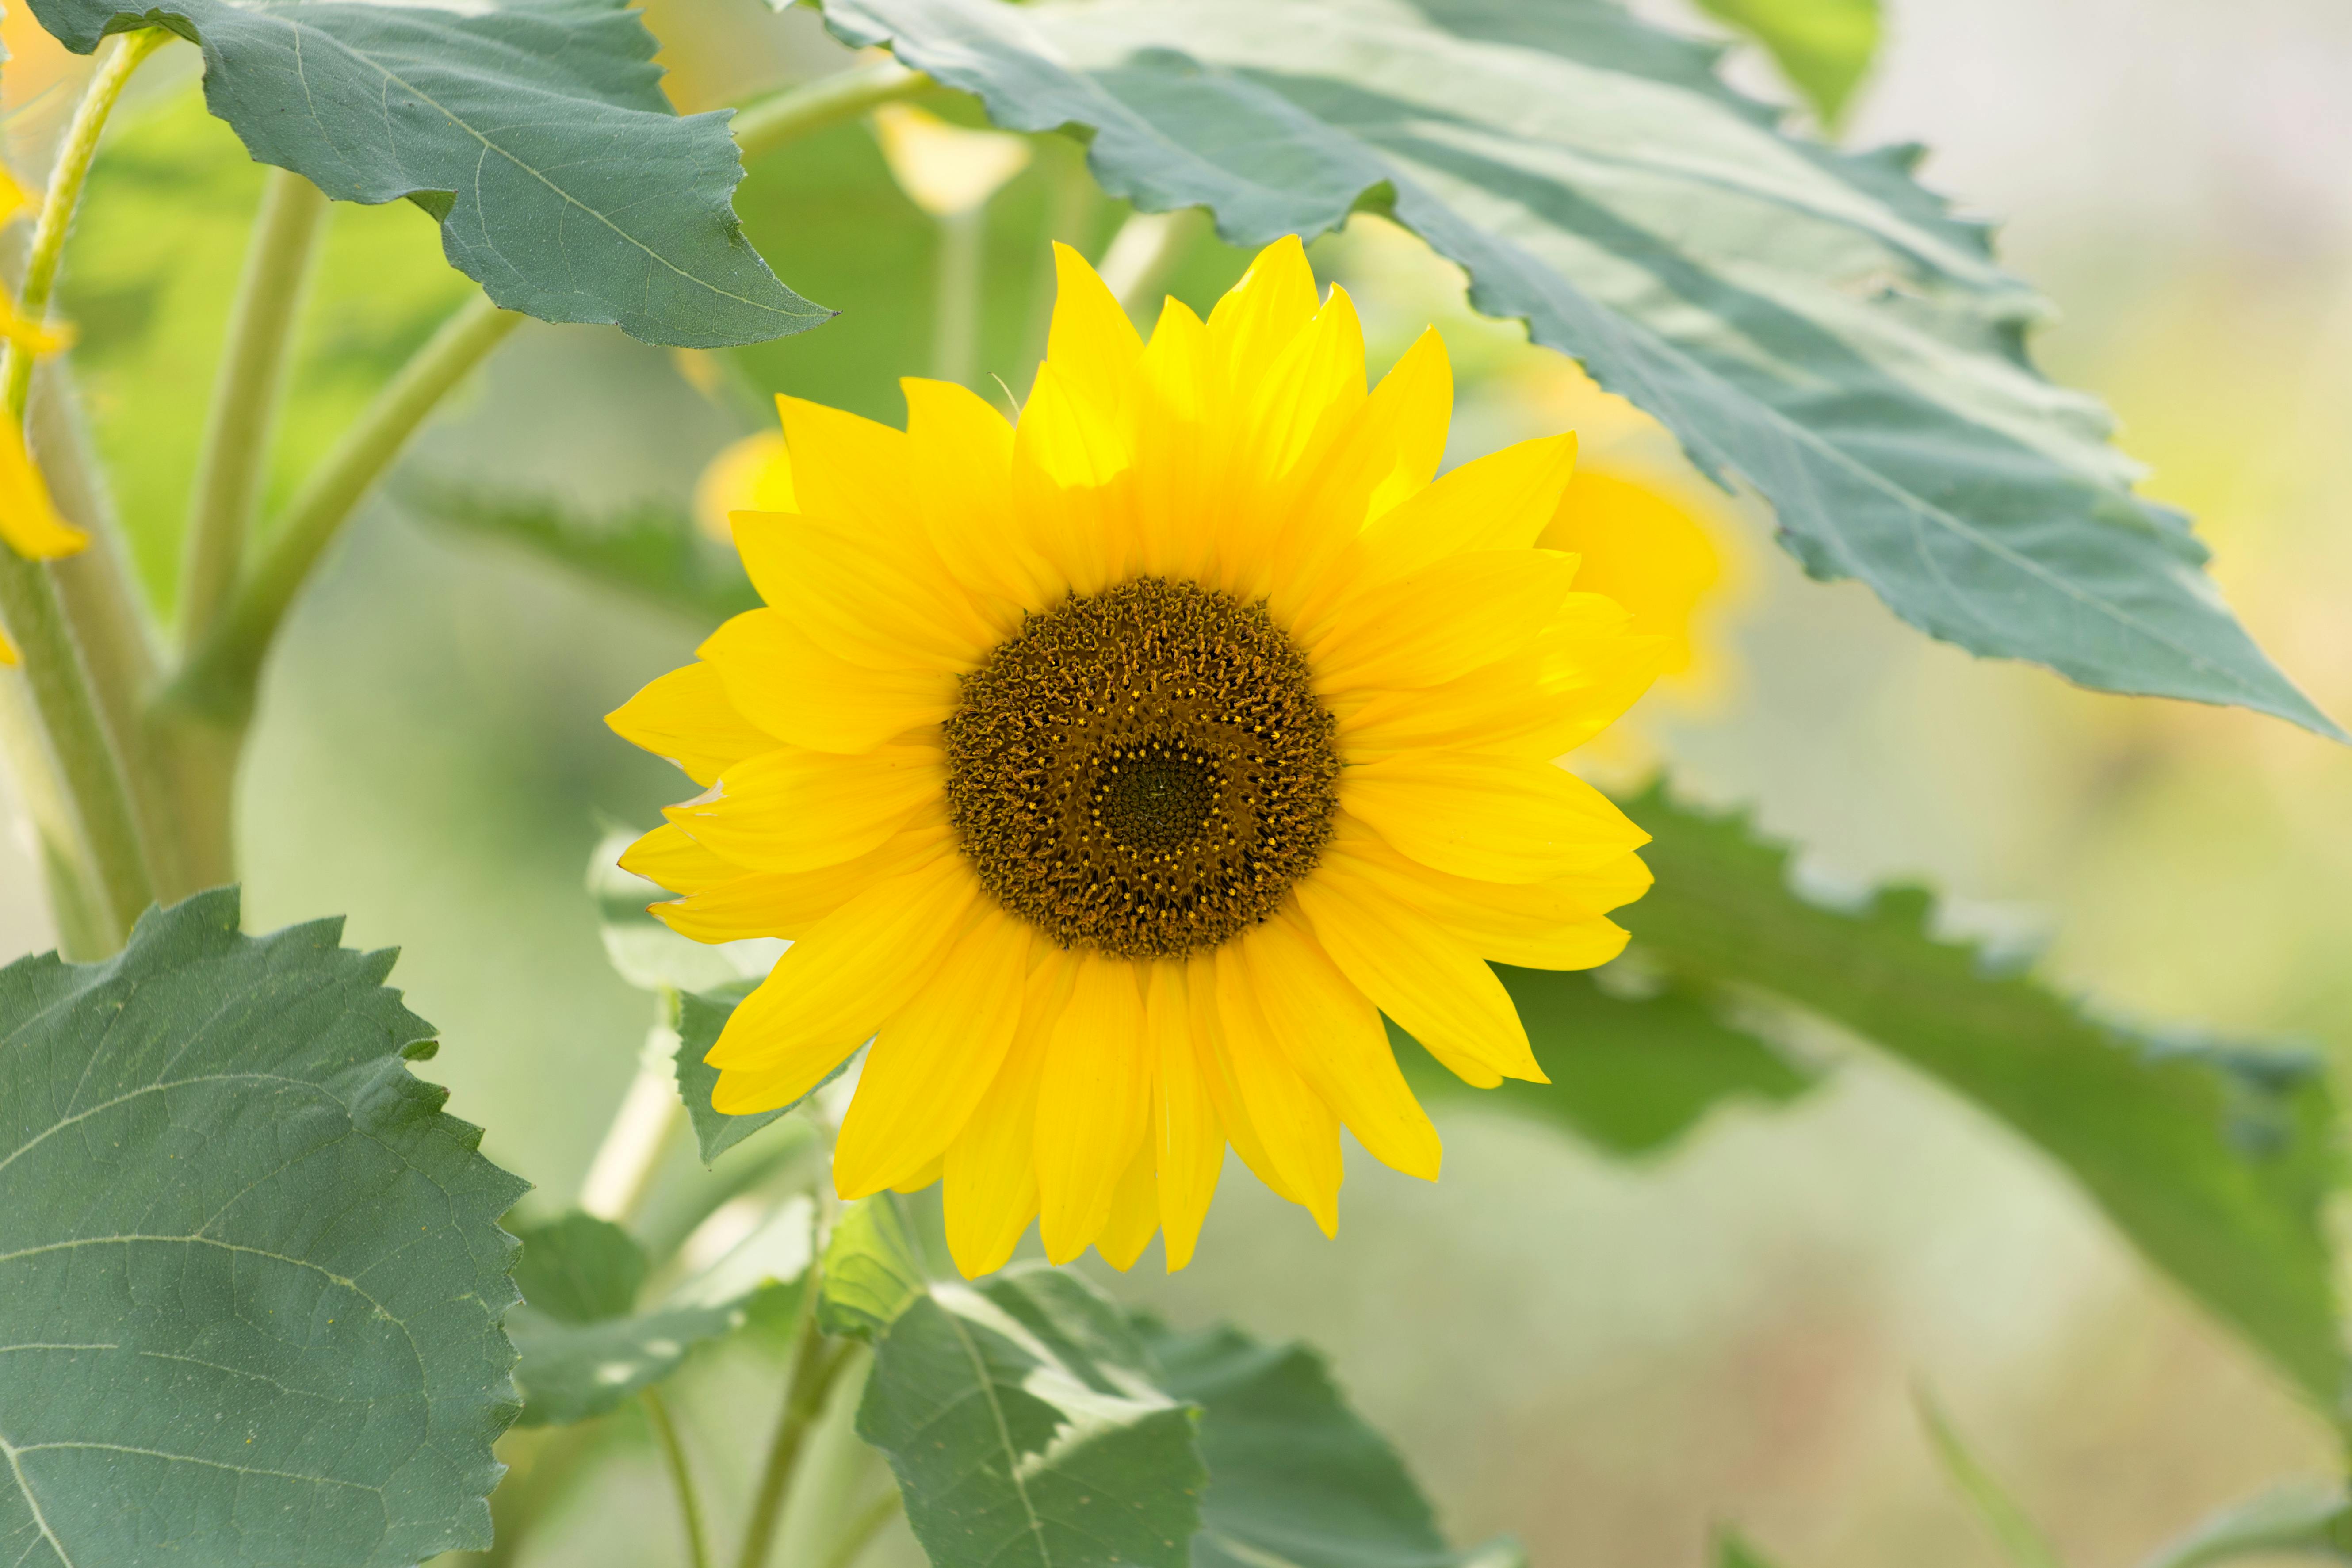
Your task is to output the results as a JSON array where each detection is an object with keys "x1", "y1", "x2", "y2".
[
  {"x1": 0, "y1": 889, "x2": 529, "y2": 1567},
  {"x1": 33, "y1": 0, "x2": 828, "y2": 347},
  {"x1": 818, "y1": 0, "x2": 2337, "y2": 737},
  {"x1": 1618, "y1": 785, "x2": 2345, "y2": 1409}
]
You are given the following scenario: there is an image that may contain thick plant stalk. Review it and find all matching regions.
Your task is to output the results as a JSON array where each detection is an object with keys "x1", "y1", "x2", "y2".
[
  {"x1": 180, "y1": 168, "x2": 332, "y2": 649},
  {"x1": 0, "y1": 28, "x2": 172, "y2": 948},
  {"x1": 735, "y1": 1286, "x2": 842, "y2": 1568}
]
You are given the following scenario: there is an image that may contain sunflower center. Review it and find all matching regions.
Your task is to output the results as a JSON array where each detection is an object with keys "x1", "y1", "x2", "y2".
[{"x1": 943, "y1": 577, "x2": 1341, "y2": 960}]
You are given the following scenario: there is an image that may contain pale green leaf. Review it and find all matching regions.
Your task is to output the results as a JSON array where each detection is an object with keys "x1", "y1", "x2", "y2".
[
  {"x1": 1695, "y1": 0, "x2": 1880, "y2": 125},
  {"x1": 1915, "y1": 1388, "x2": 2066, "y2": 1568},
  {"x1": 1396, "y1": 971, "x2": 1816, "y2": 1157},
  {"x1": 2135, "y1": 1481, "x2": 2352, "y2": 1568},
  {"x1": 0, "y1": 889, "x2": 528, "y2": 1565},
  {"x1": 818, "y1": 0, "x2": 2338, "y2": 736},
  {"x1": 858, "y1": 1265, "x2": 1205, "y2": 1568},
  {"x1": 410, "y1": 484, "x2": 761, "y2": 629},
  {"x1": 817, "y1": 1195, "x2": 930, "y2": 1342},
  {"x1": 1143, "y1": 1320, "x2": 1522, "y2": 1568},
  {"x1": 33, "y1": 0, "x2": 828, "y2": 347},
  {"x1": 507, "y1": 1204, "x2": 812, "y2": 1426},
  {"x1": 1620, "y1": 785, "x2": 2344, "y2": 1407}
]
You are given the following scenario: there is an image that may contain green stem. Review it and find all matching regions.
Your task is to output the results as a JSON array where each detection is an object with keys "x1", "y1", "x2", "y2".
[
  {"x1": 734, "y1": 1285, "x2": 841, "y2": 1568},
  {"x1": 642, "y1": 1386, "x2": 712, "y2": 1568},
  {"x1": 180, "y1": 168, "x2": 331, "y2": 650},
  {"x1": 770, "y1": 1343, "x2": 878, "y2": 1568},
  {"x1": 731, "y1": 60, "x2": 931, "y2": 162},
  {"x1": 168, "y1": 292, "x2": 522, "y2": 724},
  {"x1": 819, "y1": 1489, "x2": 901, "y2": 1568},
  {"x1": 0, "y1": 28, "x2": 171, "y2": 948},
  {"x1": 932, "y1": 205, "x2": 983, "y2": 388}
]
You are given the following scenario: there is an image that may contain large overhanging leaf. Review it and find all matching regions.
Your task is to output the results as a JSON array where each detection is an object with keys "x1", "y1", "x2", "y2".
[
  {"x1": 0, "y1": 890, "x2": 528, "y2": 1566},
  {"x1": 34, "y1": 0, "x2": 828, "y2": 348},
  {"x1": 1617, "y1": 786, "x2": 2345, "y2": 1412},
  {"x1": 815, "y1": 0, "x2": 2339, "y2": 738}
]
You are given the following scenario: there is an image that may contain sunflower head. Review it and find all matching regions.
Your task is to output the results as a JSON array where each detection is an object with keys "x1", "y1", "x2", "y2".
[{"x1": 613, "y1": 235, "x2": 1702, "y2": 1275}]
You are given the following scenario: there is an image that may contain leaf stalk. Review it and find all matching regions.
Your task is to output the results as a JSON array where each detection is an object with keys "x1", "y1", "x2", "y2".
[{"x1": 732, "y1": 61, "x2": 932, "y2": 163}]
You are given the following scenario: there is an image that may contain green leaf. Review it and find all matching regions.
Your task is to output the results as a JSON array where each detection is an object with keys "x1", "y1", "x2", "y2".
[
  {"x1": 818, "y1": 1195, "x2": 931, "y2": 1341},
  {"x1": 1620, "y1": 785, "x2": 2345, "y2": 1408},
  {"x1": 0, "y1": 888, "x2": 528, "y2": 1565},
  {"x1": 2135, "y1": 1481, "x2": 2352, "y2": 1568},
  {"x1": 1716, "y1": 1531, "x2": 1789, "y2": 1568},
  {"x1": 33, "y1": 0, "x2": 828, "y2": 348},
  {"x1": 1914, "y1": 1388, "x2": 2065, "y2": 1568},
  {"x1": 817, "y1": 0, "x2": 2339, "y2": 737},
  {"x1": 589, "y1": 826, "x2": 780, "y2": 997},
  {"x1": 410, "y1": 483, "x2": 761, "y2": 628},
  {"x1": 507, "y1": 1202, "x2": 813, "y2": 1425},
  {"x1": 674, "y1": 982, "x2": 850, "y2": 1163},
  {"x1": 1395, "y1": 971, "x2": 1816, "y2": 1157},
  {"x1": 1143, "y1": 1320, "x2": 1520, "y2": 1568},
  {"x1": 858, "y1": 1265, "x2": 1206, "y2": 1568},
  {"x1": 1694, "y1": 0, "x2": 1880, "y2": 126}
]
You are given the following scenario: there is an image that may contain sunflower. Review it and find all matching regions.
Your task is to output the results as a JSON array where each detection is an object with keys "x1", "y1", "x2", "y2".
[{"x1": 613, "y1": 236, "x2": 1696, "y2": 1276}]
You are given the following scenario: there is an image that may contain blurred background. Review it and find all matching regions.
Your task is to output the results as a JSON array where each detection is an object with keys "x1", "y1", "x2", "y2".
[{"x1": 3, "y1": 0, "x2": 2348, "y2": 1563}]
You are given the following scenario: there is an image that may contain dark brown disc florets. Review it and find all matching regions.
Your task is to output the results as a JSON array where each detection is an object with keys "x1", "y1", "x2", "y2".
[{"x1": 943, "y1": 577, "x2": 1341, "y2": 959}]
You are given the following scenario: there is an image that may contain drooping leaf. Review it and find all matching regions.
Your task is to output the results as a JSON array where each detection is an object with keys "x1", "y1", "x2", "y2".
[
  {"x1": 34, "y1": 0, "x2": 828, "y2": 348},
  {"x1": 2135, "y1": 1481, "x2": 2352, "y2": 1568},
  {"x1": 859, "y1": 1264, "x2": 1205, "y2": 1568},
  {"x1": 1143, "y1": 1320, "x2": 1522, "y2": 1568},
  {"x1": 1694, "y1": 0, "x2": 1880, "y2": 126},
  {"x1": 817, "y1": 1194, "x2": 930, "y2": 1341},
  {"x1": 0, "y1": 889, "x2": 528, "y2": 1566},
  {"x1": 817, "y1": 0, "x2": 2338, "y2": 737},
  {"x1": 1620, "y1": 785, "x2": 2345, "y2": 1408},
  {"x1": 674, "y1": 981, "x2": 849, "y2": 1163},
  {"x1": 1396, "y1": 971, "x2": 1816, "y2": 1157},
  {"x1": 410, "y1": 483, "x2": 761, "y2": 629},
  {"x1": 1914, "y1": 1388, "x2": 2066, "y2": 1568},
  {"x1": 506, "y1": 1203, "x2": 813, "y2": 1426}
]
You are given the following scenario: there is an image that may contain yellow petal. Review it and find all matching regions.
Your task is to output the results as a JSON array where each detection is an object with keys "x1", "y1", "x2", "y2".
[
  {"x1": 1212, "y1": 284, "x2": 1369, "y2": 604},
  {"x1": 1094, "y1": 1137, "x2": 1161, "y2": 1272},
  {"x1": 1205, "y1": 234, "x2": 1320, "y2": 392},
  {"x1": 734, "y1": 509, "x2": 996, "y2": 674},
  {"x1": 607, "y1": 661, "x2": 780, "y2": 787},
  {"x1": 1044, "y1": 240, "x2": 1143, "y2": 428},
  {"x1": 1343, "y1": 753, "x2": 1650, "y2": 883},
  {"x1": 693, "y1": 430, "x2": 795, "y2": 542},
  {"x1": 1211, "y1": 945, "x2": 1342, "y2": 1233},
  {"x1": 1148, "y1": 961, "x2": 1222, "y2": 1271},
  {"x1": 1312, "y1": 549, "x2": 1576, "y2": 695},
  {"x1": 618, "y1": 821, "x2": 741, "y2": 897},
  {"x1": 1035, "y1": 954, "x2": 1153, "y2": 1264},
  {"x1": 889, "y1": 1154, "x2": 946, "y2": 1194},
  {"x1": 651, "y1": 818, "x2": 951, "y2": 941},
  {"x1": 1357, "y1": 432, "x2": 1576, "y2": 585},
  {"x1": 902, "y1": 376, "x2": 1054, "y2": 612},
  {"x1": 0, "y1": 625, "x2": 15, "y2": 665},
  {"x1": 700, "y1": 608, "x2": 956, "y2": 754},
  {"x1": 772, "y1": 394, "x2": 923, "y2": 537},
  {"x1": 944, "y1": 953, "x2": 1078, "y2": 1276},
  {"x1": 1234, "y1": 910, "x2": 1442, "y2": 1181},
  {"x1": 1182, "y1": 952, "x2": 1300, "y2": 1207},
  {"x1": 1361, "y1": 328, "x2": 1452, "y2": 522},
  {"x1": 1128, "y1": 297, "x2": 1215, "y2": 583},
  {"x1": 1293, "y1": 864, "x2": 1543, "y2": 1082},
  {"x1": 1328, "y1": 816, "x2": 1646, "y2": 968},
  {"x1": 835, "y1": 908, "x2": 1033, "y2": 1197},
  {"x1": 665, "y1": 744, "x2": 942, "y2": 873},
  {"x1": 0, "y1": 413, "x2": 89, "y2": 557},
  {"x1": 1011, "y1": 359, "x2": 1133, "y2": 594},
  {"x1": 1541, "y1": 469, "x2": 1722, "y2": 679},
  {"x1": 707, "y1": 853, "x2": 978, "y2": 1106}
]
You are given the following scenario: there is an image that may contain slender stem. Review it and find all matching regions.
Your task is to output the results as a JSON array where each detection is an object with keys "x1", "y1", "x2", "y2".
[
  {"x1": 642, "y1": 1386, "x2": 712, "y2": 1568},
  {"x1": 167, "y1": 292, "x2": 522, "y2": 723},
  {"x1": 735, "y1": 1281, "x2": 839, "y2": 1568},
  {"x1": 180, "y1": 168, "x2": 331, "y2": 650},
  {"x1": 1096, "y1": 208, "x2": 1208, "y2": 319},
  {"x1": 0, "y1": 28, "x2": 170, "y2": 949},
  {"x1": 578, "y1": 1011, "x2": 686, "y2": 1226},
  {"x1": 819, "y1": 1488, "x2": 901, "y2": 1568},
  {"x1": 731, "y1": 60, "x2": 931, "y2": 163},
  {"x1": 933, "y1": 206, "x2": 983, "y2": 388},
  {"x1": 2, "y1": 29, "x2": 168, "y2": 418}
]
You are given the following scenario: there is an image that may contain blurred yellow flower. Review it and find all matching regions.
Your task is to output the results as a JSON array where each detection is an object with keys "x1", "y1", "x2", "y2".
[
  {"x1": 617, "y1": 238, "x2": 1706, "y2": 1276},
  {"x1": 870, "y1": 102, "x2": 1031, "y2": 217},
  {"x1": 692, "y1": 430, "x2": 795, "y2": 543},
  {"x1": 0, "y1": 157, "x2": 84, "y2": 668}
]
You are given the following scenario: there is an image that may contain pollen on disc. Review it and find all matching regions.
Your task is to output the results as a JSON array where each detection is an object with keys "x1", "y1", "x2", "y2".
[{"x1": 943, "y1": 577, "x2": 1341, "y2": 959}]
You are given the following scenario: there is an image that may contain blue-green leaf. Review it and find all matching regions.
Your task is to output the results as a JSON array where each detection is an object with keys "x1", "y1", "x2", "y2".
[
  {"x1": 34, "y1": 0, "x2": 829, "y2": 347},
  {"x1": 817, "y1": 0, "x2": 2337, "y2": 736},
  {"x1": 0, "y1": 889, "x2": 528, "y2": 1565}
]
